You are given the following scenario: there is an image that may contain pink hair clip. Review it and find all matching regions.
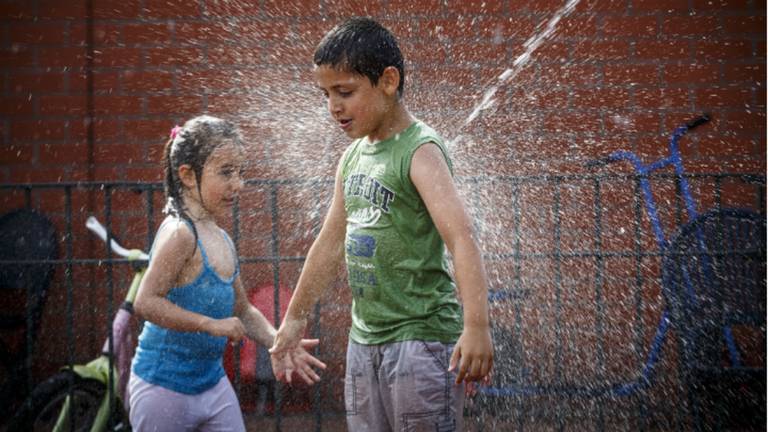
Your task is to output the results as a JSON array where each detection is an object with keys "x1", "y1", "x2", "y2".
[{"x1": 170, "y1": 125, "x2": 182, "y2": 140}]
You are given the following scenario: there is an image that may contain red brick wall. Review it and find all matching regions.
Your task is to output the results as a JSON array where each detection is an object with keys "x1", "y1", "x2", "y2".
[
  {"x1": 1, "y1": 0, "x2": 765, "y2": 427},
  {"x1": 1, "y1": 0, "x2": 764, "y2": 184}
]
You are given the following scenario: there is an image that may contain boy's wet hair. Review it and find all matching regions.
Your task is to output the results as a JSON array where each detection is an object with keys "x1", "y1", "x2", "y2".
[
  {"x1": 314, "y1": 17, "x2": 405, "y2": 96},
  {"x1": 162, "y1": 115, "x2": 241, "y2": 239}
]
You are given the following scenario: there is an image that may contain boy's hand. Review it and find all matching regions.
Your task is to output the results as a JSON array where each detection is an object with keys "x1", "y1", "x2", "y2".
[
  {"x1": 448, "y1": 325, "x2": 493, "y2": 384},
  {"x1": 272, "y1": 339, "x2": 327, "y2": 385},
  {"x1": 270, "y1": 317, "x2": 307, "y2": 355},
  {"x1": 206, "y1": 317, "x2": 246, "y2": 344},
  {"x1": 269, "y1": 317, "x2": 309, "y2": 383}
]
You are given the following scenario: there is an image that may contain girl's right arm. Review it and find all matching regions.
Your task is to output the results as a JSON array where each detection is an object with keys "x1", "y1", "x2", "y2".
[{"x1": 134, "y1": 219, "x2": 245, "y2": 341}]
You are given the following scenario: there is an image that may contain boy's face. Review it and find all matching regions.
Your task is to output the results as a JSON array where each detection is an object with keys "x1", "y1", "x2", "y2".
[{"x1": 314, "y1": 64, "x2": 393, "y2": 141}]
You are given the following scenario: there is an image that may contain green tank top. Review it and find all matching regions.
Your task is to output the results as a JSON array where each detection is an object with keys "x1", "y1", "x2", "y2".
[{"x1": 340, "y1": 120, "x2": 463, "y2": 345}]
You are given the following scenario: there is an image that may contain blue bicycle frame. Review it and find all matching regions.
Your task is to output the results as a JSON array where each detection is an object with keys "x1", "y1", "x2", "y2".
[{"x1": 481, "y1": 114, "x2": 725, "y2": 398}]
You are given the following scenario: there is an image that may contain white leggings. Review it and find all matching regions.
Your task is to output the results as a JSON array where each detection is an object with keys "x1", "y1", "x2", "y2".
[{"x1": 129, "y1": 373, "x2": 245, "y2": 432}]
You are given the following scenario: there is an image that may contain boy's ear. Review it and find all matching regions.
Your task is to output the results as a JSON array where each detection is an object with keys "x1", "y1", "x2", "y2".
[
  {"x1": 178, "y1": 164, "x2": 197, "y2": 189},
  {"x1": 380, "y1": 66, "x2": 400, "y2": 96}
]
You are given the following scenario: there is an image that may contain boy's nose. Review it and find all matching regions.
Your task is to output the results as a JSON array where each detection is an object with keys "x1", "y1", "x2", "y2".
[{"x1": 328, "y1": 97, "x2": 342, "y2": 114}]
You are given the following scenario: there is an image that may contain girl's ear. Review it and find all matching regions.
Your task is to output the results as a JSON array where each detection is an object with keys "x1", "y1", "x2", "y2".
[
  {"x1": 178, "y1": 164, "x2": 197, "y2": 189},
  {"x1": 380, "y1": 66, "x2": 400, "y2": 97}
]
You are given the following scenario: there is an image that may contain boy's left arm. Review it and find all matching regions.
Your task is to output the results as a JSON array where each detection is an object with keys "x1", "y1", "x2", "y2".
[
  {"x1": 411, "y1": 143, "x2": 494, "y2": 384},
  {"x1": 233, "y1": 277, "x2": 326, "y2": 384}
]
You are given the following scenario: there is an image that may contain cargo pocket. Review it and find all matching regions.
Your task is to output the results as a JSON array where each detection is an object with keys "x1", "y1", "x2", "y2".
[
  {"x1": 344, "y1": 371, "x2": 365, "y2": 416},
  {"x1": 402, "y1": 410, "x2": 456, "y2": 432}
]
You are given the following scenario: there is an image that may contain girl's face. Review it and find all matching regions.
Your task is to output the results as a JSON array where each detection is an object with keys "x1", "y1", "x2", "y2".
[
  {"x1": 194, "y1": 139, "x2": 245, "y2": 218},
  {"x1": 314, "y1": 65, "x2": 392, "y2": 141}
]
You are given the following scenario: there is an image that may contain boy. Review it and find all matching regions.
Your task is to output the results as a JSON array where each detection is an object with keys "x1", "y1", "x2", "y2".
[{"x1": 270, "y1": 17, "x2": 493, "y2": 431}]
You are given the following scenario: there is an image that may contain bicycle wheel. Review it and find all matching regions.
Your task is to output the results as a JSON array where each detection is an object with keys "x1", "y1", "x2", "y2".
[
  {"x1": 662, "y1": 208, "x2": 766, "y2": 429},
  {"x1": 7, "y1": 370, "x2": 129, "y2": 432}
]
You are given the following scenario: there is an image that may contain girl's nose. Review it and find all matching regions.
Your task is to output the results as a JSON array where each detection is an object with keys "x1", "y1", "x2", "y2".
[{"x1": 232, "y1": 173, "x2": 245, "y2": 192}]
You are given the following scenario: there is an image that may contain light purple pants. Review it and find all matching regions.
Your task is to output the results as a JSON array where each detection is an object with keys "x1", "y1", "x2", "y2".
[
  {"x1": 345, "y1": 340, "x2": 465, "y2": 432},
  {"x1": 128, "y1": 373, "x2": 245, "y2": 432}
]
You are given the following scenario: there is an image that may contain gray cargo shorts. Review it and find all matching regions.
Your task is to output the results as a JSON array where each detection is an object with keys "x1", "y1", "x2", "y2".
[{"x1": 345, "y1": 339, "x2": 465, "y2": 432}]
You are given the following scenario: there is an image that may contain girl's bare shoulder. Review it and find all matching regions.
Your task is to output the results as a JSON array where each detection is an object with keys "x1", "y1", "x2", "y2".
[{"x1": 153, "y1": 216, "x2": 197, "y2": 258}]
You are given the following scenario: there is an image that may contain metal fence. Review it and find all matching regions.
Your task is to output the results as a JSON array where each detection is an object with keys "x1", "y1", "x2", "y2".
[{"x1": 0, "y1": 172, "x2": 765, "y2": 431}]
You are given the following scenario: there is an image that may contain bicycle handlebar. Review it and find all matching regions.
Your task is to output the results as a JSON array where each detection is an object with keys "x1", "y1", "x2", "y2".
[
  {"x1": 85, "y1": 216, "x2": 149, "y2": 261},
  {"x1": 585, "y1": 113, "x2": 711, "y2": 169},
  {"x1": 585, "y1": 157, "x2": 612, "y2": 169},
  {"x1": 685, "y1": 113, "x2": 710, "y2": 130}
]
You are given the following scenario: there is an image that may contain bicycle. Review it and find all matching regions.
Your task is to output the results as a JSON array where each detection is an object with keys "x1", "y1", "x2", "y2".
[
  {"x1": 478, "y1": 115, "x2": 765, "y2": 423},
  {"x1": 9, "y1": 216, "x2": 148, "y2": 431}
]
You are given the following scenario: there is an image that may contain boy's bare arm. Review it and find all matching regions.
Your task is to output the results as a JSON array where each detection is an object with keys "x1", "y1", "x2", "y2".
[
  {"x1": 271, "y1": 161, "x2": 347, "y2": 353},
  {"x1": 410, "y1": 143, "x2": 494, "y2": 384}
]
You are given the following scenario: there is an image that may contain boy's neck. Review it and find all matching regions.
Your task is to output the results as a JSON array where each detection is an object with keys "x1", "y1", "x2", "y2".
[{"x1": 367, "y1": 103, "x2": 414, "y2": 144}]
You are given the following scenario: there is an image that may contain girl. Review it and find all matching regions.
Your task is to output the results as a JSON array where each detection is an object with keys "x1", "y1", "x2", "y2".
[{"x1": 129, "y1": 115, "x2": 325, "y2": 431}]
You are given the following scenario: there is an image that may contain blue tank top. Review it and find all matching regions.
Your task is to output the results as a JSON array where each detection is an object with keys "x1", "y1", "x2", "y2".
[{"x1": 132, "y1": 220, "x2": 239, "y2": 394}]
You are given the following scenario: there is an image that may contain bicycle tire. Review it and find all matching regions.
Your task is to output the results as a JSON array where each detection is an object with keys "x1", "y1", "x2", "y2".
[
  {"x1": 662, "y1": 208, "x2": 766, "y2": 429},
  {"x1": 7, "y1": 370, "x2": 129, "y2": 432},
  {"x1": 663, "y1": 208, "x2": 765, "y2": 368}
]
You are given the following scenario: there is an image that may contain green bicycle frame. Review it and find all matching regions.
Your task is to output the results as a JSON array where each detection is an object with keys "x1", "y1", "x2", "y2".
[{"x1": 53, "y1": 251, "x2": 145, "y2": 432}]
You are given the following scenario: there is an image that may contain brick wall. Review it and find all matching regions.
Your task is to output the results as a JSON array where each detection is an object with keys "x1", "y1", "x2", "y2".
[
  {"x1": 2, "y1": 0, "x2": 764, "y2": 184},
  {"x1": 1, "y1": 0, "x2": 765, "y2": 429}
]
